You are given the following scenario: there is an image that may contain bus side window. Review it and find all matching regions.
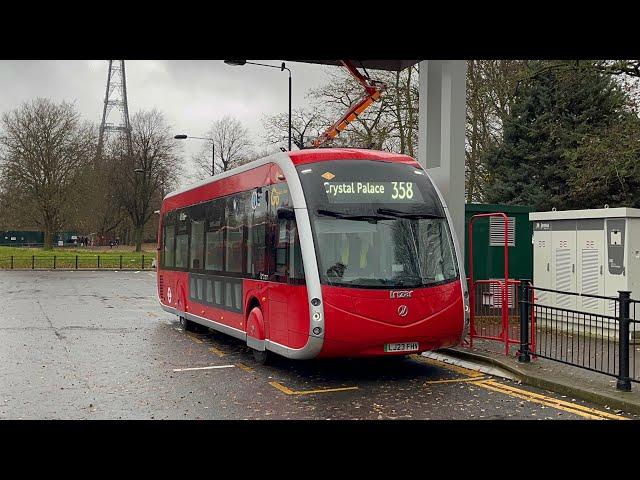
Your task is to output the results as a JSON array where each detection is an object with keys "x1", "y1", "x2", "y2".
[
  {"x1": 248, "y1": 187, "x2": 270, "y2": 278},
  {"x1": 163, "y1": 218, "x2": 175, "y2": 268},
  {"x1": 274, "y1": 219, "x2": 289, "y2": 279},
  {"x1": 205, "y1": 198, "x2": 225, "y2": 272},
  {"x1": 273, "y1": 217, "x2": 305, "y2": 284},
  {"x1": 289, "y1": 221, "x2": 305, "y2": 283},
  {"x1": 189, "y1": 203, "x2": 205, "y2": 271},
  {"x1": 225, "y1": 193, "x2": 245, "y2": 274},
  {"x1": 175, "y1": 209, "x2": 189, "y2": 269}
]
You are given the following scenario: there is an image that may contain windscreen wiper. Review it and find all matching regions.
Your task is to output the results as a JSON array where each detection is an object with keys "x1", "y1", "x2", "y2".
[
  {"x1": 392, "y1": 275, "x2": 424, "y2": 287},
  {"x1": 376, "y1": 207, "x2": 444, "y2": 220},
  {"x1": 316, "y1": 209, "x2": 394, "y2": 222}
]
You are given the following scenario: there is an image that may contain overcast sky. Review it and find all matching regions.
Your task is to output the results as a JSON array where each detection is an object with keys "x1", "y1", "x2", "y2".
[{"x1": 0, "y1": 60, "x2": 335, "y2": 183}]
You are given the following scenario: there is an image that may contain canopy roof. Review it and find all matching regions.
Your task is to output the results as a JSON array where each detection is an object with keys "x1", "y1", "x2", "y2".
[{"x1": 289, "y1": 60, "x2": 420, "y2": 72}]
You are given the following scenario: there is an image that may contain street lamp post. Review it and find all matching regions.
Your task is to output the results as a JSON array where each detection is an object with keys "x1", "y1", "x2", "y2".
[
  {"x1": 224, "y1": 60, "x2": 292, "y2": 151},
  {"x1": 174, "y1": 134, "x2": 215, "y2": 176}
]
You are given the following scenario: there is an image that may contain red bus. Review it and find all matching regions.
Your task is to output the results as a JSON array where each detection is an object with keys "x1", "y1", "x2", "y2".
[{"x1": 157, "y1": 148, "x2": 469, "y2": 363}]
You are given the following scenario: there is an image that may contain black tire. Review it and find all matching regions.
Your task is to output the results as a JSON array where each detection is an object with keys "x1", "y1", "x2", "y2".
[
  {"x1": 252, "y1": 348, "x2": 270, "y2": 365},
  {"x1": 179, "y1": 315, "x2": 197, "y2": 332}
]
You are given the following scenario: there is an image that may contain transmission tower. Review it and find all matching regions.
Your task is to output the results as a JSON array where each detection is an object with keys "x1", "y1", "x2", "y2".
[{"x1": 97, "y1": 60, "x2": 133, "y2": 158}]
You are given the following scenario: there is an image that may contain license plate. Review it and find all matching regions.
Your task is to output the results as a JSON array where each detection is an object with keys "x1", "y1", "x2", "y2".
[{"x1": 384, "y1": 342, "x2": 419, "y2": 353}]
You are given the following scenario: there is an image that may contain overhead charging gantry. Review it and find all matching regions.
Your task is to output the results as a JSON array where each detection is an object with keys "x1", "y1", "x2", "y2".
[
  {"x1": 291, "y1": 59, "x2": 466, "y2": 244},
  {"x1": 309, "y1": 60, "x2": 387, "y2": 148}
]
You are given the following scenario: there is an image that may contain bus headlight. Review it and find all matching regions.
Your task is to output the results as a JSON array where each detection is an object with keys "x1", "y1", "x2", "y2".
[
  {"x1": 313, "y1": 327, "x2": 322, "y2": 335},
  {"x1": 312, "y1": 311, "x2": 321, "y2": 321}
]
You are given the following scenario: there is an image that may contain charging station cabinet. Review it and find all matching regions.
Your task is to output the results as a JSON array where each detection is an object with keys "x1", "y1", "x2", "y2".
[{"x1": 530, "y1": 208, "x2": 640, "y2": 322}]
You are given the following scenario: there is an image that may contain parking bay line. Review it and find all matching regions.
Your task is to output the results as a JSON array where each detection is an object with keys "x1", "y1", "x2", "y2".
[
  {"x1": 173, "y1": 365, "x2": 236, "y2": 372},
  {"x1": 209, "y1": 346, "x2": 225, "y2": 357},
  {"x1": 236, "y1": 363, "x2": 254, "y2": 372},
  {"x1": 474, "y1": 379, "x2": 628, "y2": 420},
  {"x1": 186, "y1": 334, "x2": 204, "y2": 345},
  {"x1": 269, "y1": 381, "x2": 358, "y2": 396}
]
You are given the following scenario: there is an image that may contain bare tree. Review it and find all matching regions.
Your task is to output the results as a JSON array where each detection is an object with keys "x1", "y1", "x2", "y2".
[
  {"x1": 262, "y1": 107, "x2": 325, "y2": 149},
  {"x1": 75, "y1": 159, "x2": 125, "y2": 242},
  {"x1": 0, "y1": 98, "x2": 96, "y2": 249},
  {"x1": 387, "y1": 65, "x2": 419, "y2": 156},
  {"x1": 192, "y1": 115, "x2": 253, "y2": 178},
  {"x1": 243, "y1": 146, "x2": 280, "y2": 163},
  {"x1": 109, "y1": 109, "x2": 181, "y2": 252},
  {"x1": 464, "y1": 60, "x2": 530, "y2": 202}
]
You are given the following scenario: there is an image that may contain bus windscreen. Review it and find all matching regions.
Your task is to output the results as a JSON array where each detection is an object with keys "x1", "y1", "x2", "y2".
[{"x1": 297, "y1": 160, "x2": 458, "y2": 289}]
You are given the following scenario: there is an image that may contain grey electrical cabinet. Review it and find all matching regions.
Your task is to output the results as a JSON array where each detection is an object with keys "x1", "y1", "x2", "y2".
[{"x1": 530, "y1": 208, "x2": 640, "y2": 320}]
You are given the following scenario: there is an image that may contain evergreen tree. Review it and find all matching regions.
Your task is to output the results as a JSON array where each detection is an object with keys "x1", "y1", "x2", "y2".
[{"x1": 484, "y1": 64, "x2": 630, "y2": 210}]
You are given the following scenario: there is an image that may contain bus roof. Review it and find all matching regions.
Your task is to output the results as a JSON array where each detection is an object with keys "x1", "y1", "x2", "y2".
[
  {"x1": 163, "y1": 148, "x2": 418, "y2": 202},
  {"x1": 288, "y1": 148, "x2": 416, "y2": 166}
]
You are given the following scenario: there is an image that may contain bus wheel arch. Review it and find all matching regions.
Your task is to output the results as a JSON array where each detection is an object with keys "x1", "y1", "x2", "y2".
[
  {"x1": 246, "y1": 297, "x2": 262, "y2": 321},
  {"x1": 176, "y1": 281, "x2": 196, "y2": 332},
  {"x1": 246, "y1": 301, "x2": 270, "y2": 364},
  {"x1": 246, "y1": 303, "x2": 266, "y2": 343}
]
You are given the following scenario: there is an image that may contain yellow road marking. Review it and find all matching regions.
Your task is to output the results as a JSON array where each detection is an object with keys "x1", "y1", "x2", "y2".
[
  {"x1": 424, "y1": 376, "x2": 489, "y2": 385},
  {"x1": 269, "y1": 381, "x2": 296, "y2": 395},
  {"x1": 236, "y1": 363, "x2": 254, "y2": 372},
  {"x1": 417, "y1": 355, "x2": 627, "y2": 420},
  {"x1": 186, "y1": 334, "x2": 203, "y2": 344},
  {"x1": 209, "y1": 346, "x2": 225, "y2": 357},
  {"x1": 482, "y1": 380, "x2": 629, "y2": 420},
  {"x1": 269, "y1": 381, "x2": 358, "y2": 396},
  {"x1": 475, "y1": 380, "x2": 628, "y2": 420},
  {"x1": 415, "y1": 356, "x2": 484, "y2": 378},
  {"x1": 475, "y1": 381, "x2": 607, "y2": 420}
]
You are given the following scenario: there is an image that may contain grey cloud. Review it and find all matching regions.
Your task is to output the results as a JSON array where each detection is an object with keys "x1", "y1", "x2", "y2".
[{"x1": 0, "y1": 60, "x2": 337, "y2": 185}]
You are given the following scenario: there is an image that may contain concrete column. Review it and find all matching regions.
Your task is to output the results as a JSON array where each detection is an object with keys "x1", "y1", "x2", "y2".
[{"x1": 417, "y1": 60, "x2": 467, "y2": 244}]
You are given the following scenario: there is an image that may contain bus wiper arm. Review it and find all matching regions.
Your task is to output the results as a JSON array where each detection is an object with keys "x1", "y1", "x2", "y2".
[
  {"x1": 316, "y1": 209, "x2": 394, "y2": 221},
  {"x1": 316, "y1": 209, "x2": 348, "y2": 219},
  {"x1": 376, "y1": 208, "x2": 444, "y2": 219}
]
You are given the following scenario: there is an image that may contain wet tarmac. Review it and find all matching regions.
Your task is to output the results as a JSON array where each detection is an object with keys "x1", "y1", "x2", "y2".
[{"x1": 0, "y1": 271, "x2": 635, "y2": 420}]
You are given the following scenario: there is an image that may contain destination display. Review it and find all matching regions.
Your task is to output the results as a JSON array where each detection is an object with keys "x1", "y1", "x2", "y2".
[{"x1": 324, "y1": 181, "x2": 423, "y2": 204}]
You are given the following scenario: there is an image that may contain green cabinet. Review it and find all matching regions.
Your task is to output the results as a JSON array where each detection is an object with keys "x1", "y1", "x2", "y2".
[{"x1": 464, "y1": 204, "x2": 533, "y2": 281}]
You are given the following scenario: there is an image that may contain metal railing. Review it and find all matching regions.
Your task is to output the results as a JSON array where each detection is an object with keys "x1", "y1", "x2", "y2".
[
  {"x1": 0, "y1": 255, "x2": 153, "y2": 270},
  {"x1": 468, "y1": 278, "x2": 536, "y2": 356},
  {"x1": 517, "y1": 280, "x2": 639, "y2": 391}
]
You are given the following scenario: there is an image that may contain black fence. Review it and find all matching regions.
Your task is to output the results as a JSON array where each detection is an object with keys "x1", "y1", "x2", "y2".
[
  {"x1": 517, "y1": 281, "x2": 639, "y2": 391},
  {"x1": 0, "y1": 255, "x2": 153, "y2": 270}
]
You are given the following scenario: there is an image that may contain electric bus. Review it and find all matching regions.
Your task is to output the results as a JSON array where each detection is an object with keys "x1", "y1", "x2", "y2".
[{"x1": 157, "y1": 148, "x2": 469, "y2": 363}]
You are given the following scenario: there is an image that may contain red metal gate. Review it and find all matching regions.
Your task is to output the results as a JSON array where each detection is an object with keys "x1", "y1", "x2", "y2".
[{"x1": 467, "y1": 213, "x2": 536, "y2": 356}]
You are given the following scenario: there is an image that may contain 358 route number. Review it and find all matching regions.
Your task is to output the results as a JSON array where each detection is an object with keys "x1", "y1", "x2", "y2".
[{"x1": 391, "y1": 182, "x2": 414, "y2": 200}]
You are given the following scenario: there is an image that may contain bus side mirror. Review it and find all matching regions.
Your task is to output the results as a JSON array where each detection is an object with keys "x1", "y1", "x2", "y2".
[{"x1": 277, "y1": 207, "x2": 295, "y2": 220}]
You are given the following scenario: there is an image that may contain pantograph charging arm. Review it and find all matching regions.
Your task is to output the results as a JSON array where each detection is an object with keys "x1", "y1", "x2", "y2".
[{"x1": 310, "y1": 60, "x2": 386, "y2": 148}]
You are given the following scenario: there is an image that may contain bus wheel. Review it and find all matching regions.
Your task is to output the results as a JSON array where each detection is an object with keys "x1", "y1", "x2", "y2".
[
  {"x1": 252, "y1": 349, "x2": 270, "y2": 365},
  {"x1": 179, "y1": 316, "x2": 196, "y2": 332}
]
